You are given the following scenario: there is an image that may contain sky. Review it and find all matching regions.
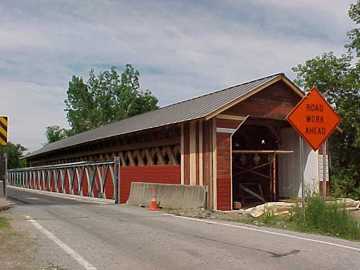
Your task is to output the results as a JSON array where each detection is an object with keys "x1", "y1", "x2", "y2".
[{"x1": 0, "y1": 0, "x2": 356, "y2": 152}]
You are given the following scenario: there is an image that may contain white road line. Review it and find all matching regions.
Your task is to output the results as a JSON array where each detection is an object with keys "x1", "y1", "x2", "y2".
[
  {"x1": 26, "y1": 215, "x2": 97, "y2": 270},
  {"x1": 9, "y1": 186, "x2": 114, "y2": 205},
  {"x1": 164, "y1": 214, "x2": 360, "y2": 253}
]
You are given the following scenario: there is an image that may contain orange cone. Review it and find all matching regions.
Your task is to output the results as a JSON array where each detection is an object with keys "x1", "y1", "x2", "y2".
[{"x1": 148, "y1": 189, "x2": 160, "y2": 211}]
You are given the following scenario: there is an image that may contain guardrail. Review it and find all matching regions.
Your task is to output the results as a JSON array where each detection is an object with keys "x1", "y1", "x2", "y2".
[{"x1": 8, "y1": 158, "x2": 120, "y2": 203}]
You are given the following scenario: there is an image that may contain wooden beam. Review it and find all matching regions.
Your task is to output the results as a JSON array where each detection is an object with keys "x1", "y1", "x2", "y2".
[
  {"x1": 232, "y1": 150, "x2": 293, "y2": 154},
  {"x1": 36, "y1": 137, "x2": 180, "y2": 163},
  {"x1": 272, "y1": 153, "x2": 277, "y2": 201},
  {"x1": 216, "y1": 114, "x2": 247, "y2": 121},
  {"x1": 239, "y1": 184, "x2": 266, "y2": 203}
]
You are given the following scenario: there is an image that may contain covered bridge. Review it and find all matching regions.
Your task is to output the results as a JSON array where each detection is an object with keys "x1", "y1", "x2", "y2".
[{"x1": 25, "y1": 73, "x2": 328, "y2": 210}]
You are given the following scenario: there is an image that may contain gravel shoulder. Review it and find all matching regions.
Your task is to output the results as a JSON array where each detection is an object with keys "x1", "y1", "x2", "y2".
[
  {"x1": 0, "y1": 213, "x2": 36, "y2": 270},
  {"x1": 0, "y1": 210, "x2": 67, "y2": 270},
  {"x1": 0, "y1": 198, "x2": 12, "y2": 211}
]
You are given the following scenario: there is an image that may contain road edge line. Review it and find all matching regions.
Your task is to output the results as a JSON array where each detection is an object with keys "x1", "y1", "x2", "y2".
[
  {"x1": 26, "y1": 215, "x2": 97, "y2": 270},
  {"x1": 8, "y1": 186, "x2": 115, "y2": 205},
  {"x1": 163, "y1": 213, "x2": 360, "y2": 253}
]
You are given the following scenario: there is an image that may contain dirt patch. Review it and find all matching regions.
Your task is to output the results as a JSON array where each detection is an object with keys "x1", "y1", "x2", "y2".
[
  {"x1": 166, "y1": 208, "x2": 252, "y2": 223},
  {"x1": 0, "y1": 198, "x2": 12, "y2": 212}
]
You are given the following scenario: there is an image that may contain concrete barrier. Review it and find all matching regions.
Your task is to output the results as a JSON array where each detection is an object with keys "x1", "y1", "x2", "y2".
[{"x1": 127, "y1": 182, "x2": 207, "y2": 209}]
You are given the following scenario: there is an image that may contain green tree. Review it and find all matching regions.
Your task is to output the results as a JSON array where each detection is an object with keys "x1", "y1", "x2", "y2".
[
  {"x1": 65, "y1": 64, "x2": 158, "y2": 134},
  {"x1": 292, "y1": 1, "x2": 360, "y2": 198},
  {"x1": 0, "y1": 142, "x2": 27, "y2": 169},
  {"x1": 46, "y1": 126, "x2": 68, "y2": 143}
]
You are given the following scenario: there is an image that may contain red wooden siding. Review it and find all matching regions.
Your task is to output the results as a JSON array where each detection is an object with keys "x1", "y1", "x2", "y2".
[
  {"x1": 119, "y1": 165, "x2": 181, "y2": 203},
  {"x1": 216, "y1": 118, "x2": 241, "y2": 129},
  {"x1": 223, "y1": 81, "x2": 300, "y2": 120},
  {"x1": 215, "y1": 118, "x2": 242, "y2": 211},
  {"x1": 183, "y1": 123, "x2": 190, "y2": 185},
  {"x1": 216, "y1": 132, "x2": 232, "y2": 210}
]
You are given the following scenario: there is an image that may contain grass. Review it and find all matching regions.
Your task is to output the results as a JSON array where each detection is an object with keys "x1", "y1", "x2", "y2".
[
  {"x1": 288, "y1": 195, "x2": 360, "y2": 240},
  {"x1": 0, "y1": 216, "x2": 10, "y2": 230},
  {"x1": 165, "y1": 195, "x2": 360, "y2": 241},
  {"x1": 40, "y1": 263, "x2": 68, "y2": 270}
]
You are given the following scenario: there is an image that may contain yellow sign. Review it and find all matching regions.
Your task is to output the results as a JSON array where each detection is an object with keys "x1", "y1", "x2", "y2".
[{"x1": 0, "y1": 116, "x2": 8, "y2": 146}]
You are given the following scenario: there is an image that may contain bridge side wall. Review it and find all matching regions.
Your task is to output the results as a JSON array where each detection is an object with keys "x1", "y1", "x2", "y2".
[{"x1": 120, "y1": 165, "x2": 180, "y2": 203}]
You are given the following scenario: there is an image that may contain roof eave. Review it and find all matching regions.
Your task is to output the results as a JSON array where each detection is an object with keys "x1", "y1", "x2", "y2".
[{"x1": 204, "y1": 74, "x2": 304, "y2": 121}]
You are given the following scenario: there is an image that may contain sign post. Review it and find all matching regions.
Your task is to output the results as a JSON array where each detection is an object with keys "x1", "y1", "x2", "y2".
[
  {"x1": 0, "y1": 153, "x2": 7, "y2": 198},
  {"x1": 322, "y1": 141, "x2": 327, "y2": 198},
  {"x1": 287, "y1": 87, "x2": 341, "y2": 204},
  {"x1": 0, "y1": 116, "x2": 8, "y2": 198},
  {"x1": 299, "y1": 137, "x2": 305, "y2": 208}
]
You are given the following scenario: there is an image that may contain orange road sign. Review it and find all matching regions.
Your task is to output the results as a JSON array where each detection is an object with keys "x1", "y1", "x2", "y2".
[
  {"x1": 0, "y1": 116, "x2": 8, "y2": 146},
  {"x1": 287, "y1": 87, "x2": 340, "y2": 151}
]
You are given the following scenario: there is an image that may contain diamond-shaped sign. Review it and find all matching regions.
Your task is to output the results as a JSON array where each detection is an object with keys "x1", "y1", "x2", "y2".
[{"x1": 287, "y1": 87, "x2": 340, "y2": 151}]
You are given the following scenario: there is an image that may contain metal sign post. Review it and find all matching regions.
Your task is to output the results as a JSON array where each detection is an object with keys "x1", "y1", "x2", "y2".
[
  {"x1": 322, "y1": 141, "x2": 327, "y2": 198},
  {"x1": 0, "y1": 153, "x2": 7, "y2": 198},
  {"x1": 4, "y1": 153, "x2": 7, "y2": 198},
  {"x1": 299, "y1": 137, "x2": 305, "y2": 209}
]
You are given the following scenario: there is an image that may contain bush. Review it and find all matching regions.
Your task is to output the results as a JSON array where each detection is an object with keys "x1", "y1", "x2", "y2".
[
  {"x1": 290, "y1": 195, "x2": 360, "y2": 240},
  {"x1": 331, "y1": 168, "x2": 360, "y2": 200}
]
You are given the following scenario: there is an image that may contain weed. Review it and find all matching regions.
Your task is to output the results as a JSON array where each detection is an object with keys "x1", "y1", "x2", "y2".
[
  {"x1": 0, "y1": 216, "x2": 9, "y2": 230},
  {"x1": 289, "y1": 195, "x2": 360, "y2": 240}
]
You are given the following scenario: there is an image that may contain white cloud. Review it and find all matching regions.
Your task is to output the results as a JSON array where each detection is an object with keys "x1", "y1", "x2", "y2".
[
  {"x1": 0, "y1": 80, "x2": 68, "y2": 150},
  {"x1": 0, "y1": 0, "x2": 355, "y2": 151}
]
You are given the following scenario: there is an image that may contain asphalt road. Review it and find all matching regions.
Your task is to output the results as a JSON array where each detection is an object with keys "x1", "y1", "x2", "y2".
[{"x1": 6, "y1": 188, "x2": 360, "y2": 270}]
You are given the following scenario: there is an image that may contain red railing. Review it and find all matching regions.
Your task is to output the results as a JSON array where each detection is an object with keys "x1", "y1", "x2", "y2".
[{"x1": 8, "y1": 159, "x2": 120, "y2": 202}]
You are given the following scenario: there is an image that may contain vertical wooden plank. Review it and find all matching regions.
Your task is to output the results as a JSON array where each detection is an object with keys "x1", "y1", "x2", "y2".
[
  {"x1": 202, "y1": 120, "x2": 212, "y2": 208},
  {"x1": 196, "y1": 122, "x2": 200, "y2": 185},
  {"x1": 212, "y1": 118, "x2": 217, "y2": 210},
  {"x1": 184, "y1": 123, "x2": 190, "y2": 185},
  {"x1": 272, "y1": 153, "x2": 276, "y2": 201},
  {"x1": 199, "y1": 121, "x2": 204, "y2": 186},
  {"x1": 181, "y1": 123, "x2": 185, "y2": 185},
  {"x1": 230, "y1": 133, "x2": 233, "y2": 210},
  {"x1": 190, "y1": 121, "x2": 197, "y2": 185}
]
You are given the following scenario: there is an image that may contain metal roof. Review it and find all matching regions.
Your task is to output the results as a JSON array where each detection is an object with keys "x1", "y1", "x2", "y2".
[{"x1": 27, "y1": 73, "x2": 299, "y2": 158}]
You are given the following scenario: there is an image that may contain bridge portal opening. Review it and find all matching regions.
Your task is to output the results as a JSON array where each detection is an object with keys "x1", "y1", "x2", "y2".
[{"x1": 231, "y1": 118, "x2": 293, "y2": 208}]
